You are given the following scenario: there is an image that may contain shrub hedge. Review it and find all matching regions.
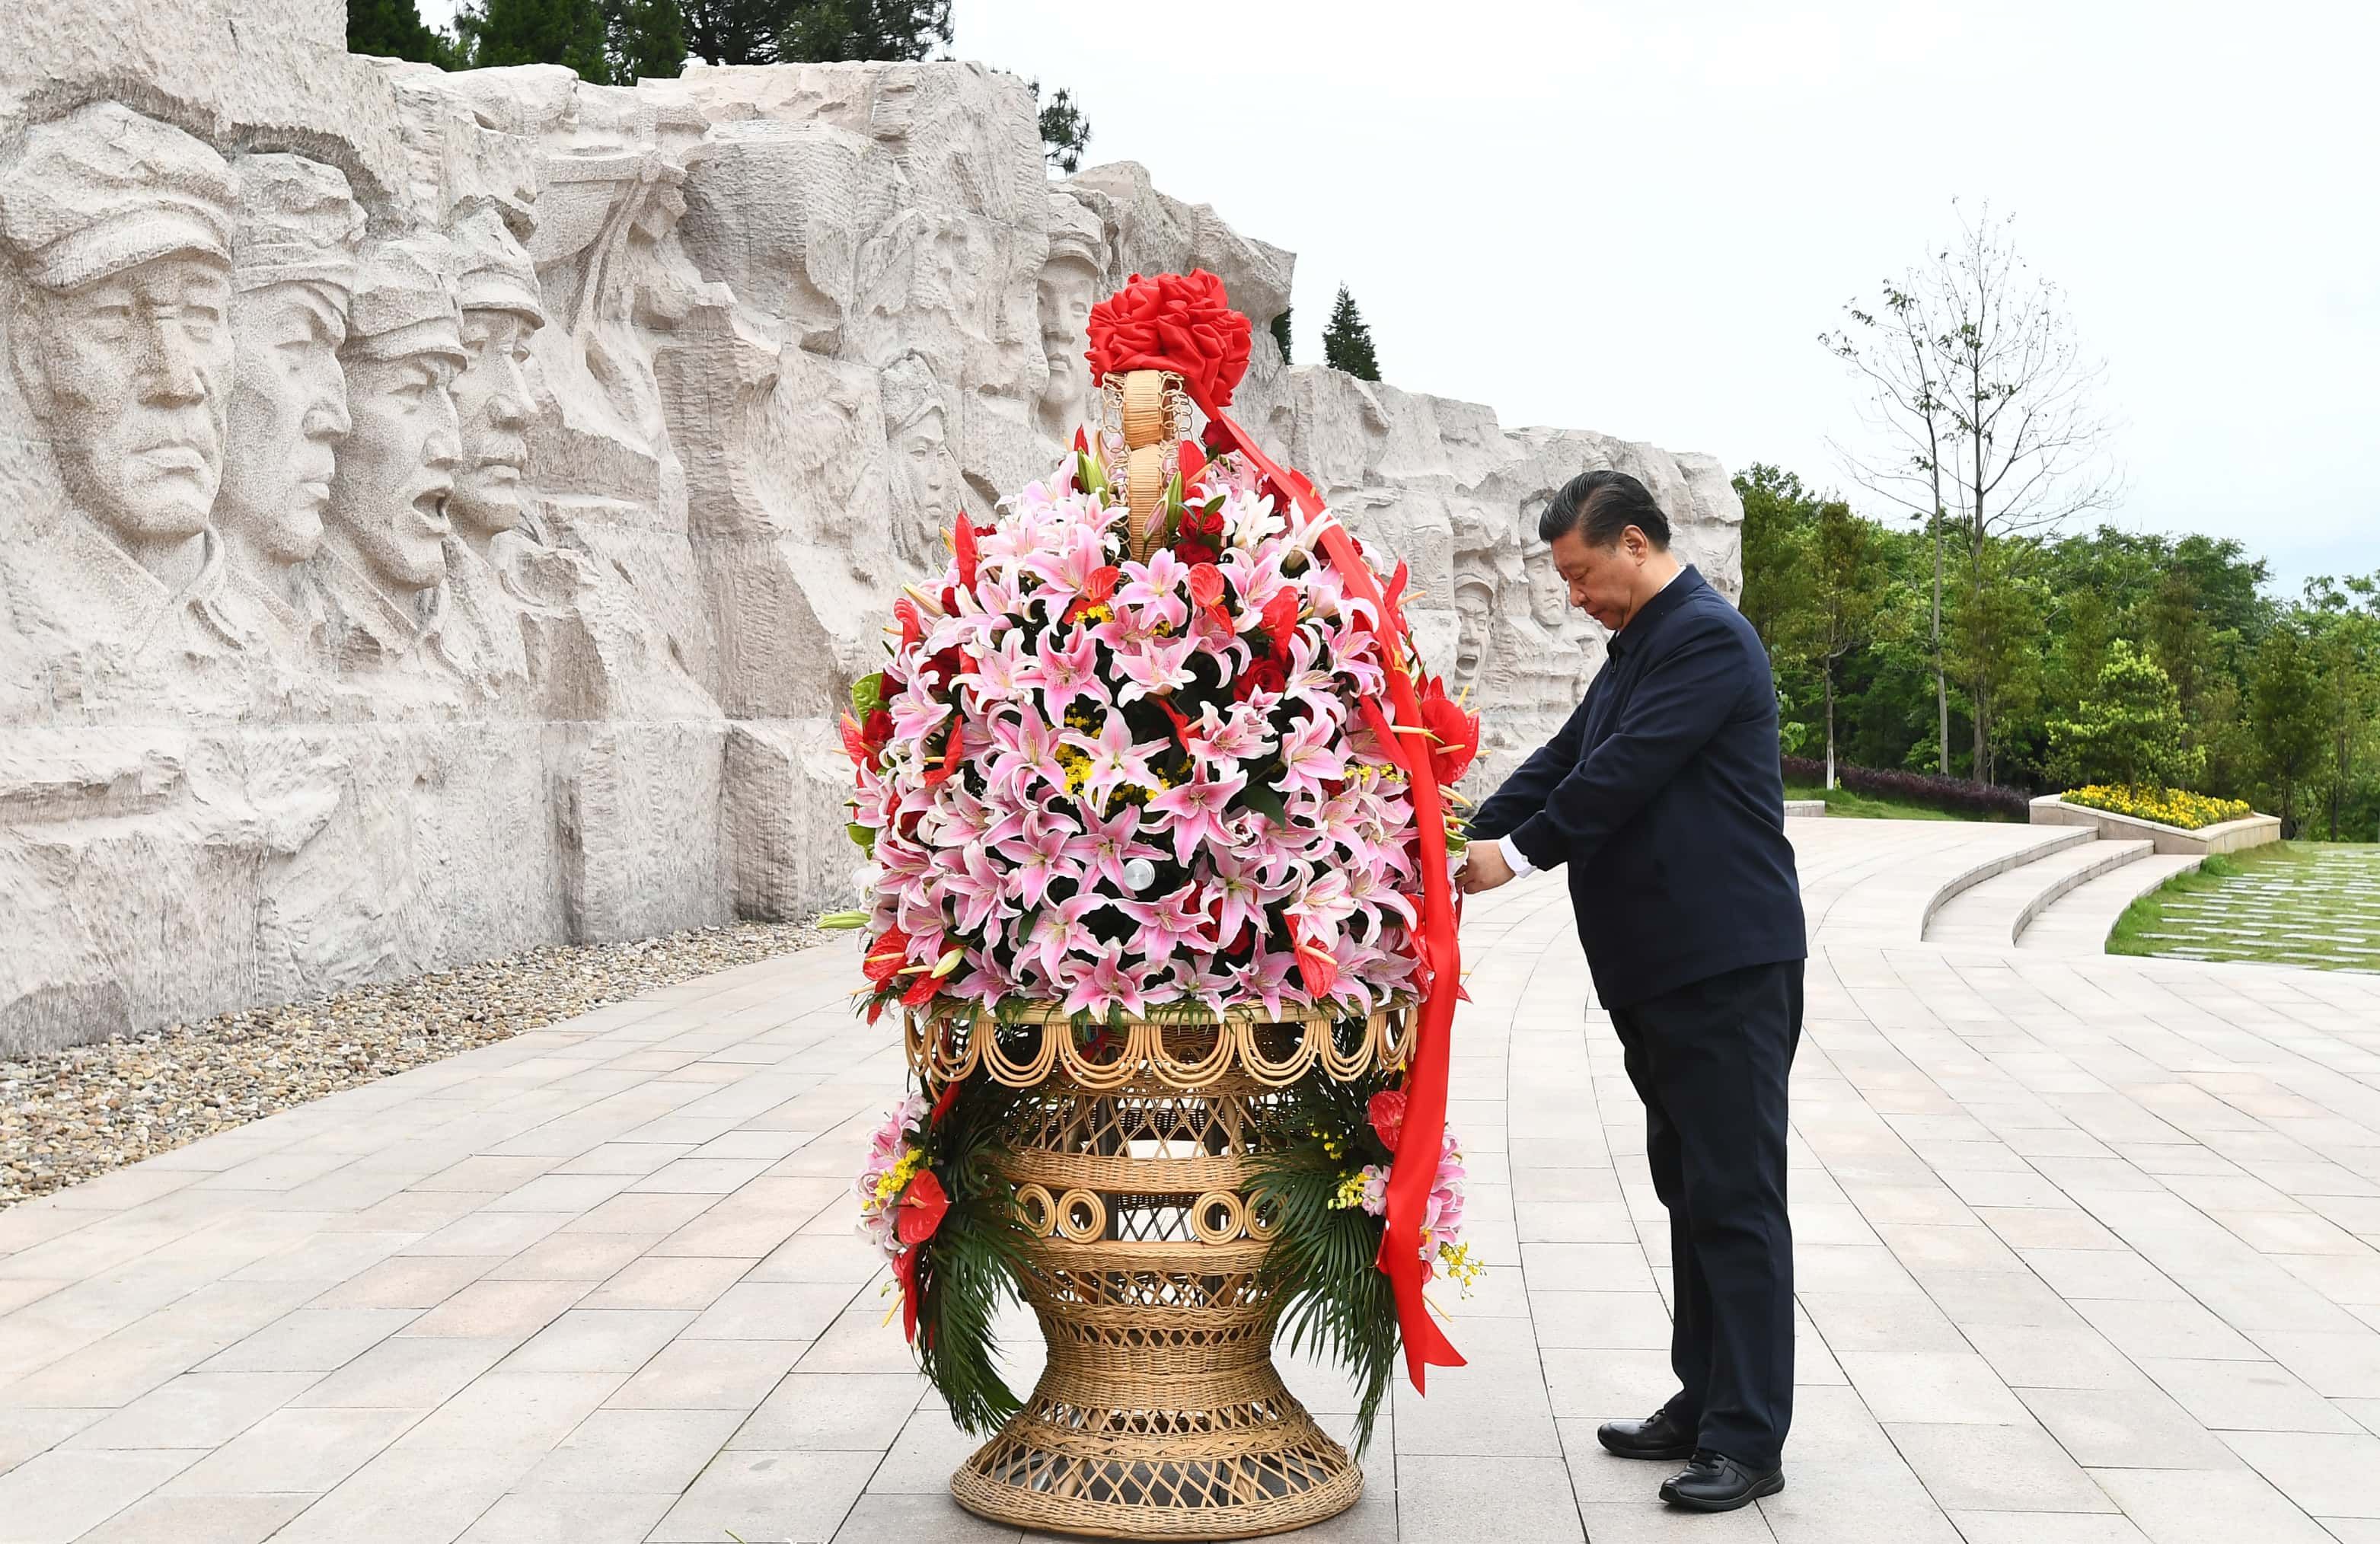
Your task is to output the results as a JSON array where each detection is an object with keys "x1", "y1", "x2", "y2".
[{"x1": 1781, "y1": 757, "x2": 2032, "y2": 821}]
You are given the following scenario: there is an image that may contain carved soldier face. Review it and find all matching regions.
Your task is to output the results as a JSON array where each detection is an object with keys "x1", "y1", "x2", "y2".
[
  {"x1": 449, "y1": 308, "x2": 534, "y2": 540},
  {"x1": 1036, "y1": 257, "x2": 1098, "y2": 435},
  {"x1": 11, "y1": 253, "x2": 234, "y2": 546},
  {"x1": 896, "y1": 404, "x2": 959, "y2": 523},
  {"x1": 1525, "y1": 544, "x2": 1569, "y2": 630},
  {"x1": 1455, "y1": 580, "x2": 1495, "y2": 684},
  {"x1": 328, "y1": 340, "x2": 461, "y2": 592},
  {"x1": 219, "y1": 282, "x2": 349, "y2": 566}
]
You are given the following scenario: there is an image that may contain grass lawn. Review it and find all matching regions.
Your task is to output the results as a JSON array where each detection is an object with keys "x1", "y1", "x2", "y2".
[
  {"x1": 1783, "y1": 783, "x2": 2010, "y2": 822},
  {"x1": 2110, "y1": 841, "x2": 2380, "y2": 971}
]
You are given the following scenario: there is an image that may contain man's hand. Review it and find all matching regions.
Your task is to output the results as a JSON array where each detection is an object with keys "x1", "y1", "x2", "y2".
[{"x1": 1460, "y1": 841, "x2": 1514, "y2": 895}]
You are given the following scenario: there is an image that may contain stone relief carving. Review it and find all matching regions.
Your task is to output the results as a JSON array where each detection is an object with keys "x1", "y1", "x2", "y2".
[{"x1": 0, "y1": 2, "x2": 1742, "y2": 1052}]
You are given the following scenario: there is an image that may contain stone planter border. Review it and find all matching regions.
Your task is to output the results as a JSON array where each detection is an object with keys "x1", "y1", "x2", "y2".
[{"x1": 2028, "y1": 794, "x2": 2281, "y2": 857}]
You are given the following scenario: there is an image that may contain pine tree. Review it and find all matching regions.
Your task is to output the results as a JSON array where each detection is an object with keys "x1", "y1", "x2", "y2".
[
  {"x1": 348, "y1": 0, "x2": 461, "y2": 65},
  {"x1": 681, "y1": 0, "x2": 790, "y2": 63},
  {"x1": 780, "y1": 0, "x2": 950, "y2": 61},
  {"x1": 1033, "y1": 84, "x2": 1092, "y2": 175},
  {"x1": 457, "y1": 0, "x2": 611, "y2": 79},
  {"x1": 1270, "y1": 307, "x2": 1293, "y2": 365},
  {"x1": 1322, "y1": 285, "x2": 1380, "y2": 381},
  {"x1": 605, "y1": 0, "x2": 686, "y2": 81}
]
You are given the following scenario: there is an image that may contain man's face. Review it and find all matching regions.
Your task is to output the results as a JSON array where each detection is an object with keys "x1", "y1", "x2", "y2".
[
  {"x1": 898, "y1": 407, "x2": 956, "y2": 518},
  {"x1": 1525, "y1": 547, "x2": 1568, "y2": 628},
  {"x1": 18, "y1": 254, "x2": 234, "y2": 544},
  {"x1": 1037, "y1": 262, "x2": 1096, "y2": 424},
  {"x1": 328, "y1": 346, "x2": 461, "y2": 592},
  {"x1": 1454, "y1": 582, "x2": 1493, "y2": 683},
  {"x1": 219, "y1": 282, "x2": 349, "y2": 565},
  {"x1": 449, "y1": 308, "x2": 534, "y2": 539},
  {"x1": 1552, "y1": 526, "x2": 1657, "y2": 633}
]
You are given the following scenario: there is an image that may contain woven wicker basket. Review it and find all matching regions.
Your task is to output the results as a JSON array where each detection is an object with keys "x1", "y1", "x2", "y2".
[{"x1": 917, "y1": 1003, "x2": 1406, "y2": 1539}]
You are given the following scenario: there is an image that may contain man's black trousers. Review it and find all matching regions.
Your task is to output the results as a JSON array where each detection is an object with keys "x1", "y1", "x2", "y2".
[{"x1": 1606, "y1": 957, "x2": 1803, "y2": 1471}]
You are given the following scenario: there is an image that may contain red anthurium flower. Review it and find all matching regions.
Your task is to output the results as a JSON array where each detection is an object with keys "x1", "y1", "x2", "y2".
[
  {"x1": 901, "y1": 970, "x2": 943, "y2": 1008},
  {"x1": 1178, "y1": 438, "x2": 1208, "y2": 486},
  {"x1": 863, "y1": 928, "x2": 913, "y2": 987},
  {"x1": 923, "y1": 719, "x2": 963, "y2": 786},
  {"x1": 837, "y1": 713, "x2": 872, "y2": 769},
  {"x1": 1186, "y1": 562, "x2": 1229, "y2": 627},
  {"x1": 1260, "y1": 592, "x2": 1300, "y2": 659},
  {"x1": 929, "y1": 1079, "x2": 962, "y2": 1127},
  {"x1": 1417, "y1": 675, "x2": 1481, "y2": 786},
  {"x1": 1154, "y1": 697, "x2": 1197, "y2": 748},
  {"x1": 896, "y1": 1167, "x2": 950, "y2": 1248},
  {"x1": 892, "y1": 596, "x2": 924, "y2": 653},
  {"x1": 893, "y1": 1245, "x2": 923, "y2": 1341},
  {"x1": 952, "y1": 515, "x2": 980, "y2": 592},
  {"x1": 1368, "y1": 1088, "x2": 1409, "y2": 1153},
  {"x1": 1290, "y1": 924, "x2": 1338, "y2": 999}
]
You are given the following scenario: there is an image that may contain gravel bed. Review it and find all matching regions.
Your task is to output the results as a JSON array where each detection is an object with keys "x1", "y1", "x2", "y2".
[{"x1": 0, "y1": 920, "x2": 834, "y2": 1211}]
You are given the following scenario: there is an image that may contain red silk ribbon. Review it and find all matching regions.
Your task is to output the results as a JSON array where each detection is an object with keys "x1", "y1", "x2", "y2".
[{"x1": 1195, "y1": 400, "x2": 1467, "y2": 1392}]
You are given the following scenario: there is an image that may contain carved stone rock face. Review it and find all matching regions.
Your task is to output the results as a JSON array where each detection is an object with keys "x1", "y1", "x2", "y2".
[
  {"x1": 1524, "y1": 542, "x2": 1568, "y2": 630},
  {"x1": 220, "y1": 280, "x2": 349, "y2": 568},
  {"x1": 1036, "y1": 256, "x2": 1099, "y2": 441},
  {"x1": 1454, "y1": 579, "x2": 1495, "y2": 687},
  {"x1": 13, "y1": 254, "x2": 234, "y2": 554},
  {"x1": 330, "y1": 339, "x2": 464, "y2": 593},
  {"x1": 451, "y1": 308, "x2": 534, "y2": 542}
]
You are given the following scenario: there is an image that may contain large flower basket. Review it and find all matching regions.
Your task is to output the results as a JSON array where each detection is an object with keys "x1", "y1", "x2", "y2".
[{"x1": 836, "y1": 274, "x2": 1479, "y2": 1539}]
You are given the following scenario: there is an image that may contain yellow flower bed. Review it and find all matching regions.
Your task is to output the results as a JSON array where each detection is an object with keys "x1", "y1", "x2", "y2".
[{"x1": 2062, "y1": 784, "x2": 2253, "y2": 831}]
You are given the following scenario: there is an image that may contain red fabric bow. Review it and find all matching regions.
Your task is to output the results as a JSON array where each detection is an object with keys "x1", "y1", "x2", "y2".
[{"x1": 1085, "y1": 270, "x2": 1253, "y2": 410}]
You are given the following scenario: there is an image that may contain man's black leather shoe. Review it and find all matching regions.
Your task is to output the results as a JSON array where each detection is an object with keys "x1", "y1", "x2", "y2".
[
  {"x1": 1595, "y1": 1408, "x2": 1696, "y2": 1461},
  {"x1": 1660, "y1": 1450, "x2": 1785, "y2": 1512}
]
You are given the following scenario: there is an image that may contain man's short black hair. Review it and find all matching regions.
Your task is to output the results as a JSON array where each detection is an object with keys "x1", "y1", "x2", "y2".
[{"x1": 1539, "y1": 469, "x2": 1671, "y2": 550}]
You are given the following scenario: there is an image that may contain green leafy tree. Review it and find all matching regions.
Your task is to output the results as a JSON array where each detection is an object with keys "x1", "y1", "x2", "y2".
[
  {"x1": 1029, "y1": 81, "x2": 1093, "y2": 174},
  {"x1": 2301, "y1": 576, "x2": 2380, "y2": 841},
  {"x1": 1270, "y1": 307, "x2": 1293, "y2": 365},
  {"x1": 1734, "y1": 464, "x2": 1820, "y2": 655},
  {"x1": 2247, "y1": 620, "x2": 2330, "y2": 836},
  {"x1": 1779, "y1": 499, "x2": 1888, "y2": 789},
  {"x1": 2047, "y1": 640, "x2": 2199, "y2": 790},
  {"x1": 457, "y1": 0, "x2": 611, "y2": 78},
  {"x1": 1944, "y1": 538, "x2": 2047, "y2": 784},
  {"x1": 1322, "y1": 285, "x2": 1381, "y2": 381},
  {"x1": 680, "y1": 0, "x2": 786, "y2": 62},
  {"x1": 349, "y1": 0, "x2": 461, "y2": 65},
  {"x1": 605, "y1": 0, "x2": 686, "y2": 80},
  {"x1": 780, "y1": 0, "x2": 949, "y2": 59}
]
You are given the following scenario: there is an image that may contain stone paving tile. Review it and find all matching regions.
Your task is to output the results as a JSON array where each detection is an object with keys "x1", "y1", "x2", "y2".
[{"x1": 11, "y1": 821, "x2": 2380, "y2": 1539}]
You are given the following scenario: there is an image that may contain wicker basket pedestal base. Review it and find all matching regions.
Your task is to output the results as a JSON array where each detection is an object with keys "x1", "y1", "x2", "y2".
[{"x1": 949, "y1": 1316, "x2": 1361, "y2": 1540}]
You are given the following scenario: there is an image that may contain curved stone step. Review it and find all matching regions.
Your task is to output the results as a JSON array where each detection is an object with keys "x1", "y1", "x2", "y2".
[
  {"x1": 1924, "y1": 838, "x2": 2153, "y2": 949},
  {"x1": 2016, "y1": 851, "x2": 2206, "y2": 953}
]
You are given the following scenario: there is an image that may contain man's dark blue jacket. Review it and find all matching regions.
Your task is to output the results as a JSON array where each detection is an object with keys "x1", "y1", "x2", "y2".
[{"x1": 1468, "y1": 565, "x2": 1805, "y2": 1008}]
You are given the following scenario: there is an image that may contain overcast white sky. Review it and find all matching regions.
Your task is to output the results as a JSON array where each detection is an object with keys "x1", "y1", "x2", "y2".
[{"x1": 429, "y1": 0, "x2": 2377, "y2": 592}]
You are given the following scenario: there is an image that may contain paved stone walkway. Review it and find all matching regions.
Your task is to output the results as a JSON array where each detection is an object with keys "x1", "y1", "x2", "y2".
[
  {"x1": 3, "y1": 818, "x2": 2378, "y2": 1543},
  {"x1": 2127, "y1": 845, "x2": 2380, "y2": 971}
]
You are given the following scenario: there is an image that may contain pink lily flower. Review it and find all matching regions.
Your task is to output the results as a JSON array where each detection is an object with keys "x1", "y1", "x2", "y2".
[
  {"x1": 940, "y1": 840, "x2": 1013, "y2": 939},
  {"x1": 955, "y1": 630, "x2": 1034, "y2": 708},
  {"x1": 1112, "y1": 631, "x2": 1199, "y2": 703},
  {"x1": 984, "y1": 705, "x2": 1067, "y2": 802},
  {"x1": 1114, "y1": 887, "x2": 1214, "y2": 970},
  {"x1": 1026, "y1": 889, "x2": 1110, "y2": 980},
  {"x1": 1274, "y1": 711, "x2": 1348, "y2": 802},
  {"x1": 1023, "y1": 522, "x2": 1112, "y2": 608},
  {"x1": 1204, "y1": 844, "x2": 1285, "y2": 949},
  {"x1": 1075, "y1": 802, "x2": 1166, "y2": 893},
  {"x1": 1065, "y1": 712, "x2": 1165, "y2": 805},
  {"x1": 1025, "y1": 625, "x2": 1105, "y2": 723},
  {"x1": 1238, "y1": 945, "x2": 1305, "y2": 1019},
  {"x1": 1058, "y1": 939, "x2": 1147, "y2": 1020},
  {"x1": 995, "y1": 807, "x2": 1086, "y2": 911},
  {"x1": 1182, "y1": 700, "x2": 1276, "y2": 766},
  {"x1": 1117, "y1": 550, "x2": 1192, "y2": 633},
  {"x1": 887, "y1": 675, "x2": 952, "y2": 745},
  {"x1": 1145, "y1": 759, "x2": 1248, "y2": 863}
]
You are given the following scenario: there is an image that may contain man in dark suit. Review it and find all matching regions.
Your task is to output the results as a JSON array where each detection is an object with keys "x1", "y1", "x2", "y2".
[{"x1": 1462, "y1": 468, "x2": 1806, "y2": 1513}]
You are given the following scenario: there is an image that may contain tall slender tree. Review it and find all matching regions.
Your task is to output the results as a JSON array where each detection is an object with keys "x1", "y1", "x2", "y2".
[
  {"x1": 1322, "y1": 285, "x2": 1380, "y2": 381},
  {"x1": 681, "y1": 0, "x2": 790, "y2": 63},
  {"x1": 349, "y1": 0, "x2": 461, "y2": 65},
  {"x1": 605, "y1": 0, "x2": 687, "y2": 80},
  {"x1": 1028, "y1": 80, "x2": 1093, "y2": 174},
  {"x1": 457, "y1": 0, "x2": 611, "y2": 78},
  {"x1": 1779, "y1": 498, "x2": 1887, "y2": 790},
  {"x1": 780, "y1": 0, "x2": 949, "y2": 60}
]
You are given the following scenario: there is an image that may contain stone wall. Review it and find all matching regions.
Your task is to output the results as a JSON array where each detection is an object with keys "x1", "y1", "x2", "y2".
[{"x1": 0, "y1": 1, "x2": 1742, "y2": 1053}]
